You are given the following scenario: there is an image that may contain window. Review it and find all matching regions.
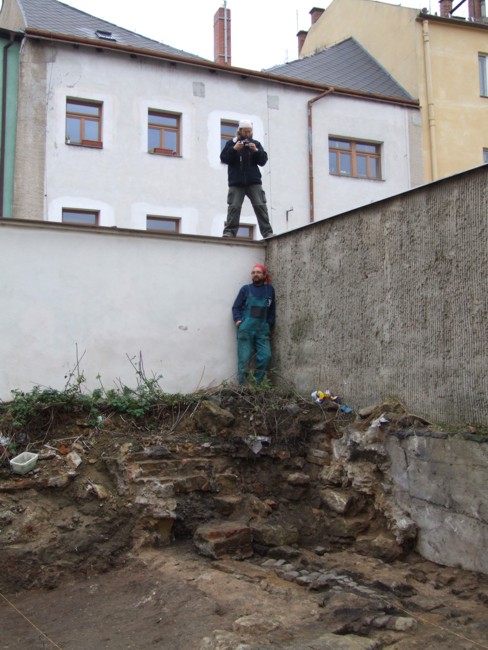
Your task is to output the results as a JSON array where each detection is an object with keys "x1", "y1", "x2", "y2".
[
  {"x1": 95, "y1": 30, "x2": 116, "y2": 42},
  {"x1": 329, "y1": 138, "x2": 382, "y2": 180},
  {"x1": 236, "y1": 224, "x2": 255, "y2": 240},
  {"x1": 480, "y1": 55, "x2": 488, "y2": 97},
  {"x1": 148, "y1": 111, "x2": 180, "y2": 155},
  {"x1": 62, "y1": 209, "x2": 99, "y2": 226},
  {"x1": 221, "y1": 120, "x2": 238, "y2": 150},
  {"x1": 484, "y1": 149, "x2": 488, "y2": 164},
  {"x1": 146, "y1": 216, "x2": 180, "y2": 233},
  {"x1": 66, "y1": 99, "x2": 102, "y2": 147}
]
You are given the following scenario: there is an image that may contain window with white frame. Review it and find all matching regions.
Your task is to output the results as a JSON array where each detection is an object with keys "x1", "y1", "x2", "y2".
[{"x1": 483, "y1": 148, "x2": 488, "y2": 164}]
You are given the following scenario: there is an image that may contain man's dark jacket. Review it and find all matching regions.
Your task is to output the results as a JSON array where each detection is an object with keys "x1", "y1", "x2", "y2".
[{"x1": 220, "y1": 138, "x2": 268, "y2": 187}]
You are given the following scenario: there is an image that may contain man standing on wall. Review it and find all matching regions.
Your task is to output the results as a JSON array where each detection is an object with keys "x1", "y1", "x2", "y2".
[
  {"x1": 220, "y1": 120, "x2": 273, "y2": 239},
  {"x1": 232, "y1": 263, "x2": 275, "y2": 384}
]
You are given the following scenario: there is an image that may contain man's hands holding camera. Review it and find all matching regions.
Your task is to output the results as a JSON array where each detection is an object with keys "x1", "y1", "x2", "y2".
[{"x1": 234, "y1": 139, "x2": 257, "y2": 152}]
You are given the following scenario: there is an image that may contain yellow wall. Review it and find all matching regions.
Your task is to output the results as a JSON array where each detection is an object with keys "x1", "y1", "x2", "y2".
[
  {"x1": 301, "y1": 0, "x2": 488, "y2": 182},
  {"x1": 301, "y1": 0, "x2": 421, "y2": 96},
  {"x1": 427, "y1": 20, "x2": 488, "y2": 178}
]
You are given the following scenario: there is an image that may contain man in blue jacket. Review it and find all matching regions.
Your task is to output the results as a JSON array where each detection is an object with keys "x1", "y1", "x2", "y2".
[
  {"x1": 232, "y1": 263, "x2": 275, "y2": 384},
  {"x1": 220, "y1": 120, "x2": 273, "y2": 239}
]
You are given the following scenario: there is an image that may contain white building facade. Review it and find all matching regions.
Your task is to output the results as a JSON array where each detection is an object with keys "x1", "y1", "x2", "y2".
[{"x1": 2, "y1": 1, "x2": 422, "y2": 238}]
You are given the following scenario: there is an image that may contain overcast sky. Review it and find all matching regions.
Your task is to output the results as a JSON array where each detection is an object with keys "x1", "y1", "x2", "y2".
[{"x1": 63, "y1": 0, "x2": 462, "y2": 71}]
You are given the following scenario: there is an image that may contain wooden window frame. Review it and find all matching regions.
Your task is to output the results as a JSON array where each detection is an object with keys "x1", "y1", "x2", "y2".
[
  {"x1": 236, "y1": 224, "x2": 255, "y2": 240},
  {"x1": 329, "y1": 137, "x2": 382, "y2": 180},
  {"x1": 62, "y1": 208, "x2": 99, "y2": 226},
  {"x1": 146, "y1": 215, "x2": 180, "y2": 234},
  {"x1": 221, "y1": 119, "x2": 238, "y2": 150},
  {"x1": 148, "y1": 110, "x2": 181, "y2": 156},
  {"x1": 66, "y1": 99, "x2": 103, "y2": 148}
]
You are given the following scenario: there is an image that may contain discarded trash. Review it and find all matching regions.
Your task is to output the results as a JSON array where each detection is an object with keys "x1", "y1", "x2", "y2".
[
  {"x1": 10, "y1": 451, "x2": 39, "y2": 475},
  {"x1": 311, "y1": 390, "x2": 341, "y2": 404},
  {"x1": 370, "y1": 414, "x2": 389, "y2": 428},
  {"x1": 311, "y1": 390, "x2": 353, "y2": 414},
  {"x1": 245, "y1": 435, "x2": 271, "y2": 454}
]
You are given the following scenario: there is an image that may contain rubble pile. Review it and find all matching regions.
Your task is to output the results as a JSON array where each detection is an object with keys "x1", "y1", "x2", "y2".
[{"x1": 1, "y1": 388, "x2": 488, "y2": 648}]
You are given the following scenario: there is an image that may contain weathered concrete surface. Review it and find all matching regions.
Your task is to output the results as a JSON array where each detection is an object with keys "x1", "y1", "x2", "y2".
[
  {"x1": 386, "y1": 431, "x2": 488, "y2": 573},
  {"x1": 267, "y1": 164, "x2": 488, "y2": 428}
]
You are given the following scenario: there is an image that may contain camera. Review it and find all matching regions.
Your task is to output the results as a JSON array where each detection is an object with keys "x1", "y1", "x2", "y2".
[{"x1": 240, "y1": 138, "x2": 250, "y2": 147}]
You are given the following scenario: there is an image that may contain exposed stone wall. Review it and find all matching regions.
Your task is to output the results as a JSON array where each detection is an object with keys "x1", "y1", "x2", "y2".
[
  {"x1": 387, "y1": 431, "x2": 488, "y2": 573},
  {"x1": 267, "y1": 165, "x2": 488, "y2": 428}
]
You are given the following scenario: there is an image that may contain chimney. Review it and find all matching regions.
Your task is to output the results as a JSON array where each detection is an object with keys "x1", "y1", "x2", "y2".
[
  {"x1": 309, "y1": 7, "x2": 325, "y2": 24},
  {"x1": 468, "y1": 0, "x2": 483, "y2": 19},
  {"x1": 214, "y1": 4, "x2": 231, "y2": 66},
  {"x1": 297, "y1": 30, "x2": 308, "y2": 57},
  {"x1": 439, "y1": 0, "x2": 453, "y2": 16}
]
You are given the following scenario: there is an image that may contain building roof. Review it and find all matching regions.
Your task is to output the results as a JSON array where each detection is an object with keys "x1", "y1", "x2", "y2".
[
  {"x1": 267, "y1": 38, "x2": 412, "y2": 100},
  {"x1": 16, "y1": 0, "x2": 206, "y2": 60}
]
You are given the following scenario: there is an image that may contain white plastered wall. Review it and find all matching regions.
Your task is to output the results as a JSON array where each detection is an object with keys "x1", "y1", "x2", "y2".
[
  {"x1": 41, "y1": 45, "x2": 420, "y2": 236},
  {"x1": 0, "y1": 221, "x2": 264, "y2": 398}
]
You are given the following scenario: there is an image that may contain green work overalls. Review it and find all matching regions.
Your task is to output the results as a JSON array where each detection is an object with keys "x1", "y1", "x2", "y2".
[{"x1": 236, "y1": 286, "x2": 272, "y2": 384}]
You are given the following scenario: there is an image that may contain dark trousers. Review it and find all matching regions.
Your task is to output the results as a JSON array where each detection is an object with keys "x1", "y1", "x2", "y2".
[{"x1": 223, "y1": 185, "x2": 273, "y2": 238}]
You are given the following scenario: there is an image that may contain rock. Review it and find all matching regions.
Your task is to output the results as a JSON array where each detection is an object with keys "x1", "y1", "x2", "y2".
[
  {"x1": 251, "y1": 521, "x2": 299, "y2": 547},
  {"x1": 286, "y1": 472, "x2": 311, "y2": 486},
  {"x1": 66, "y1": 451, "x2": 82, "y2": 468},
  {"x1": 320, "y1": 488, "x2": 355, "y2": 514},
  {"x1": 88, "y1": 483, "x2": 109, "y2": 500},
  {"x1": 192, "y1": 400, "x2": 235, "y2": 435},
  {"x1": 233, "y1": 613, "x2": 283, "y2": 634},
  {"x1": 288, "y1": 632, "x2": 381, "y2": 649},
  {"x1": 199, "y1": 631, "x2": 252, "y2": 650},
  {"x1": 355, "y1": 533, "x2": 405, "y2": 562},
  {"x1": 359, "y1": 405, "x2": 377, "y2": 418},
  {"x1": 193, "y1": 520, "x2": 253, "y2": 560},
  {"x1": 144, "y1": 446, "x2": 171, "y2": 459}
]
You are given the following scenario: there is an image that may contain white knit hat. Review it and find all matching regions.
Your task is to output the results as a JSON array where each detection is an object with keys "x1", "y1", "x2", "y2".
[{"x1": 238, "y1": 119, "x2": 253, "y2": 129}]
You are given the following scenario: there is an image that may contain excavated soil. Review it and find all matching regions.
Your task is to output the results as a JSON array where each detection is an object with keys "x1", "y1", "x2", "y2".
[{"x1": 1, "y1": 389, "x2": 488, "y2": 649}]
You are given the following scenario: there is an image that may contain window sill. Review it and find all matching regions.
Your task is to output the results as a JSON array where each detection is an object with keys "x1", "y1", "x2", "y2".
[
  {"x1": 148, "y1": 148, "x2": 179, "y2": 156},
  {"x1": 329, "y1": 172, "x2": 383, "y2": 181},
  {"x1": 66, "y1": 141, "x2": 103, "y2": 149}
]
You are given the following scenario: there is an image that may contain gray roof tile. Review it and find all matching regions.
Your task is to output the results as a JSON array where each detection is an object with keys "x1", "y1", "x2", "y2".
[
  {"x1": 267, "y1": 38, "x2": 412, "y2": 99},
  {"x1": 17, "y1": 0, "x2": 207, "y2": 60}
]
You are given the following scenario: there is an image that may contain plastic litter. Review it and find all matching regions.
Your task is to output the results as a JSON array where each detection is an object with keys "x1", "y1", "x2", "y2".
[
  {"x1": 10, "y1": 451, "x2": 39, "y2": 475},
  {"x1": 245, "y1": 435, "x2": 271, "y2": 454},
  {"x1": 311, "y1": 390, "x2": 353, "y2": 414}
]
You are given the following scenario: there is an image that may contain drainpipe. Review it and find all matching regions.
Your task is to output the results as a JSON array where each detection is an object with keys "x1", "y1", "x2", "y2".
[
  {"x1": 307, "y1": 87, "x2": 335, "y2": 222},
  {"x1": 0, "y1": 33, "x2": 14, "y2": 216},
  {"x1": 421, "y1": 20, "x2": 438, "y2": 181},
  {"x1": 223, "y1": 0, "x2": 228, "y2": 64}
]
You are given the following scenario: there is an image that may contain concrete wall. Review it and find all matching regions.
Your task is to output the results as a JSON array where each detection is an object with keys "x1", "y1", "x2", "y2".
[
  {"x1": 0, "y1": 219, "x2": 264, "y2": 398},
  {"x1": 267, "y1": 165, "x2": 488, "y2": 428}
]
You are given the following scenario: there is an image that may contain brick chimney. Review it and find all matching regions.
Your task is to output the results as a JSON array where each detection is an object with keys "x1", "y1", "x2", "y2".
[
  {"x1": 439, "y1": 0, "x2": 453, "y2": 16},
  {"x1": 309, "y1": 7, "x2": 325, "y2": 24},
  {"x1": 297, "y1": 29, "x2": 308, "y2": 56},
  {"x1": 468, "y1": 0, "x2": 484, "y2": 19},
  {"x1": 214, "y1": 5, "x2": 231, "y2": 66}
]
